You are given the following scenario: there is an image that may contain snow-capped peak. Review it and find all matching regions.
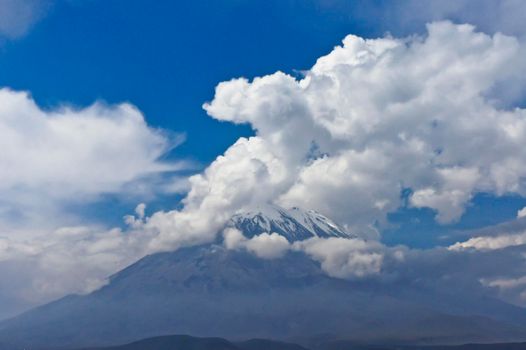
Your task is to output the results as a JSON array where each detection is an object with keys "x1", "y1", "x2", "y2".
[{"x1": 228, "y1": 204, "x2": 355, "y2": 242}]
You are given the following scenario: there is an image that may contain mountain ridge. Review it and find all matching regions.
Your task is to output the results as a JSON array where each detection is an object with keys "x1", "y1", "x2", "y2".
[
  {"x1": 77, "y1": 334, "x2": 526, "y2": 350},
  {"x1": 79, "y1": 334, "x2": 309, "y2": 350}
]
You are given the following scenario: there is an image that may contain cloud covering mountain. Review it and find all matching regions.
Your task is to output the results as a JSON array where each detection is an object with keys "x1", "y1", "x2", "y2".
[{"x1": 2, "y1": 18, "x2": 526, "y2": 319}]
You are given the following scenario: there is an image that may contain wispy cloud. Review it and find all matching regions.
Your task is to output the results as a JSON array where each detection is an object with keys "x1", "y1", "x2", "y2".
[
  {"x1": 0, "y1": 89, "x2": 186, "y2": 231},
  {"x1": 0, "y1": 0, "x2": 52, "y2": 40}
]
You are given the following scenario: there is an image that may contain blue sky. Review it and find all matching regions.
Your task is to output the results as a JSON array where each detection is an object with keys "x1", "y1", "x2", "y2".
[
  {"x1": 0, "y1": 0, "x2": 461, "y2": 162},
  {"x1": 2, "y1": 0, "x2": 524, "y2": 246},
  {"x1": 1, "y1": 1, "x2": 342, "y2": 228},
  {"x1": 2, "y1": 0, "x2": 526, "y2": 318},
  {"x1": 1, "y1": 0, "x2": 371, "y2": 227}
]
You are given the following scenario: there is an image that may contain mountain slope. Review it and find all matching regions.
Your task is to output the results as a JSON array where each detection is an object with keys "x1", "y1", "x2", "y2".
[
  {"x1": 1, "y1": 208, "x2": 526, "y2": 349},
  {"x1": 1, "y1": 245, "x2": 525, "y2": 350}
]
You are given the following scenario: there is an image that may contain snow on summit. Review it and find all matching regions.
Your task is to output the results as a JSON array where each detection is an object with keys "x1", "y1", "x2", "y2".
[{"x1": 228, "y1": 204, "x2": 355, "y2": 242}]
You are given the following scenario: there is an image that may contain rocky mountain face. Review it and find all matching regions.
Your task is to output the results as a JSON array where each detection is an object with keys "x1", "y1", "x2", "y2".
[{"x1": 0, "y1": 207, "x2": 526, "y2": 350}]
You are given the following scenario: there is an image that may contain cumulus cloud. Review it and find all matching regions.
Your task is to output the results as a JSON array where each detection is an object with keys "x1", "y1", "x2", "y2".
[
  {"x1": 222, "y1": 229, "x2": 392, "y2": 278},
  {"x1": 293, "y1": 237, "x2": 388, "y2": 279},
  {"x1": 144, "y1": 136, "x2": 292, "y2": 251},
  {"x1": 223, "y1": 228, "x2": 290, "y2": 259},
  {"x1": 518, "y1": 207, "x2": 526, "y2": 218},
  {"x1": 142, "y1": 21, "x2": 526, "y2": 251}
]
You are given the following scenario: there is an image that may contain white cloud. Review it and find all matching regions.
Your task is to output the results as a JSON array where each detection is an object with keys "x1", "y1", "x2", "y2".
[
  {"x1": 222, "y1": 229, "x2": 389, "y2": 277},
  {"x1": 449, "y1": 231, "x2": 526, "y2": 251},
  {"x1": 293, "y1": 237, "x2": 386, "y2": 279},
  {"x1": 223, "y1": 228, "x2": 290, "y2": 259},
  {"x1": 144, "y1": 136, "x2": 291, "y2": 252},
  {"x1": 144, "y1": 21, "x2": 526, "y2": 251},
  {"x1": 0, "y1": 222, "x2": 150, "y2": 314},
  {"x1": 481, "y1": 275, "x2": 526, "y2": 303},
  {"x1": 223, "y1": 228, "x2": 246, "y2": 250},
  {"x1": 135, "y1": 203, "x2": 146, "y2": 219},
  {"x1": 482, "y1": 276, "x2": 526, "y2": 290},
  {"x1": 123, "y1": 203, "x2": 148, "y2": 229},
  {"x1": 0, "y1": 88, "x2": 184, "y2": 230},
  {"x1": 518, "y1": 207, "x2": 526, "y2": 218}
]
